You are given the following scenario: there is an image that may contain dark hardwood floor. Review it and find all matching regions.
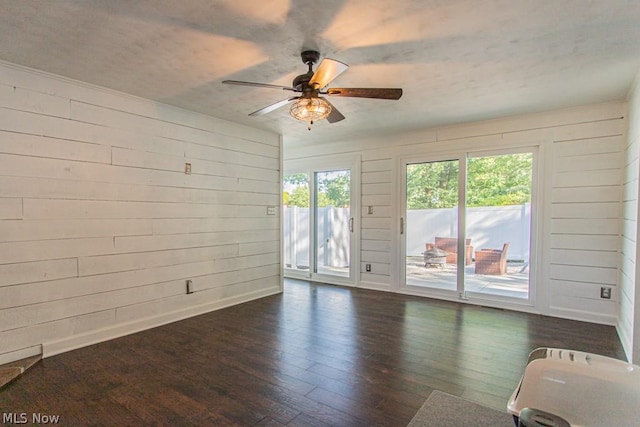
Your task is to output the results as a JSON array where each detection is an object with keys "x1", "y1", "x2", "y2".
[{"x1": 1, "y1": 279, "x2": 626, "y2": 426}]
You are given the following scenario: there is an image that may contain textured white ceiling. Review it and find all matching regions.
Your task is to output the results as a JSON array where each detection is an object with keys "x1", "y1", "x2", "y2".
[{"x1": 1, "y1": 0, "x2": 640, "y2": 146}]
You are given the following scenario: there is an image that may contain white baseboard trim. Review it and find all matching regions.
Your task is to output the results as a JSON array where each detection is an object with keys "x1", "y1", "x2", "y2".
[
  {"x1": 358, "y1": 281, "x2": 392, "y2": 291},
  {"x1": 547, "y1": 306, "x2": 616, "y2": 326},
  {"x1": 42, "y1": 286, "x2": 282, "y2": 359},
  {"x1": 0, "y1": 345, "x2": 42, "y2": 366}
]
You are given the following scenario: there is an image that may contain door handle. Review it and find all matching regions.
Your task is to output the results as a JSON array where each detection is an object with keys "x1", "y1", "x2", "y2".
[
  {"x1": 400, "y1": 217, "x2": 404, "y2": 235},
  {"x1": 349, "y1": 217, "x2": 354, "y2": 232}
]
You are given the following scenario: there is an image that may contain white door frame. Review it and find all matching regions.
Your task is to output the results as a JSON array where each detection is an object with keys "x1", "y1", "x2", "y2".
[
  {"x1": 283, "y1": 154, "x2": 361, "y2": 287},
  {"x1": 398, "y1": 147, "x2": 539, "y2": 308}
]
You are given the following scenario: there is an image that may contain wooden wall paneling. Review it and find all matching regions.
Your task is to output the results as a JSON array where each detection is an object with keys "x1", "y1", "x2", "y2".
[
  {"x1": 549, "y1": 295, "x2": 618, "y2": 321},
  {"x1": 0, "y1": 219, "x2": 152, "y2": 242},
  {"x1": 0, "y1": 237, "x2": 115, "y2": 265},
  {"x1": 554, "y1": 169, "x2": 621, "y2": 187},
  {"x1": 0, "y1": 83, "x2": 71, "y2": 118},
  {"x1": 0, "y1": 310, "x2": 116, "y2": 362},
  {"x1": 549, "y1": 264, "x2": 617, "y2": 286},
  {"x1": 238, "y1": 240, "x2": 280, "y2": 257},
  {"x1": 551, "y1": 202, "x2": 620, "y2": 218},
  {"x1": 112, "y1": 147, "x2": 279, "y2": 182},
  {"x1": 0, "y1": 130, "x2": 111, "y2": 163},
  {"x1": 112, "y1": 276, "x2": 281, "y2": 326},
  {"x1": 1, "y1": 261, "x2": 224, "y2": 310},
  {"x1": 551, "y1": 279, "x2": 618, "y2": 300},
  {"x1": 0, "y1": 62, "x2": 281, "y2": 363},
  {"x1": 549, "y1": 249, "x2": 618, "y2": 268},
  {"x1": 114, "y1": 229, "x2": 279, "y2": 253},
  {"x1": 554, "y1": 135, "x2": 623, "y2": 157},
  {"x1": 78, "y1": 244, "x2": 241, "y2": 276},
  {"x1": 435, "y1": 102, "x2": 624, "y2": 142},
  {"x1": 0, "y1": 279, "x2": 188, "y2": 332},
  {"x1": 0, "y1": 198, "x2": 22, "y2": 219},
  {"x1": 550, "y1": 218, "x2": 619, "y2": 235},
  {"x1": 23, "y1": 199, "x2": 271, "y2": 220},
  {"x1": 151, "y1": 217, "x2": 278, "y2": 235},
  {"x1": 1, "y1": 253, "x2": 280, "y2": 330},
  {"x1": 551, "y1": 186, "x2": 621, "y2": 203},
  {"x1": 550, "y1": 234, "x2": 619, "y2": 251},
  {"x1": 0, "y1": 259, "x2": 78, "y2": 287}
]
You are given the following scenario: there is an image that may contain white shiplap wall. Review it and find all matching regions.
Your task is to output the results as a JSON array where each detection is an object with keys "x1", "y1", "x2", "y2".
[
  {"x1": 620, "y1": 70, "x2": 640, "y2": 363},
  {"x1": 285, "y1": 102, "x2": 625, "y2": 325},
  {"x1": 0, "y1": 62, "x2": 281, "y2": 364}
]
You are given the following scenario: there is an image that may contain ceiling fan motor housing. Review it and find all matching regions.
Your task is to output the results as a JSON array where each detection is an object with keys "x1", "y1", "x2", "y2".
[
  {"x1": 292, "y1": 72, "x2": 315, "y2": 95},
  {"x1": 293, "y1": 50, "x2": 321, "y2": 94},
  {"x1": 300, "y1": 50, "x2": 320, "y2": 65}
]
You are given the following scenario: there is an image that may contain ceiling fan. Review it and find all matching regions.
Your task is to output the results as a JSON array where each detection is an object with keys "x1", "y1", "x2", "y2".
[{"x1": 222, "y1": 50, "x2": 402, "y2": 129}]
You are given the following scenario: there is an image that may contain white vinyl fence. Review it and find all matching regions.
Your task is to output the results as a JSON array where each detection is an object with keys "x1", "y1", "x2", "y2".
[
  {"x1": 406, "y1": 204, "x2": 531, "y2": 260},
  {"x1": 284, "y1": 204, "x2": 530, "y2": 267},
  {"x1": 284, "y1": 206, "x2": 350, "y2": 269}
]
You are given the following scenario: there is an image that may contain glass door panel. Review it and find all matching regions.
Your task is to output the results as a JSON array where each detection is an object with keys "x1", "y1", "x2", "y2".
[
  {"x1": 314, "y1": 170, "x2": 351, "y2": 278},
  {"x1": 283, "y1": 173, "x2": 311, "y2": 273},
  {"x1": 464, "y1": 152, "x2": 533, "y2": 300},
  {"x1": 404, "y1": 160, "x2": 459, "y2": 292}
]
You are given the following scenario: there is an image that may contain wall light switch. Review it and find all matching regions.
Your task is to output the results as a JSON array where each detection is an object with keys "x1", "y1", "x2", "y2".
[
  {"x1": 368, "y1": 206, "x2": 374, "y2": 214},
  {"x1": 267, "y1": 206, "x2": 276, "y2": 215}
]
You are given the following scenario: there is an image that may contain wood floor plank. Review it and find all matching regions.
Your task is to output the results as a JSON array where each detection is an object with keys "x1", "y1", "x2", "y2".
[{"x1": 0, "y1": 278, "x2": 626, "y2": 425}]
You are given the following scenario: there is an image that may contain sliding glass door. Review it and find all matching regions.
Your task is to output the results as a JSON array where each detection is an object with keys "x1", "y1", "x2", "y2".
[
  {"x1": 314, "y1": 169, "x2": 352, "y2": 278},
  {"x1": 404, "y1": 159, "x2": 461, "y2": 294},
  {"x1": 402, "y1": 149, "x2": 535, "y2": 304},
  {"x1": 464, "y1": 152, "x2": 533, "y2": 300},
  {"x1": 283, "y1": 158, "x2": 358, "y2": 285}
]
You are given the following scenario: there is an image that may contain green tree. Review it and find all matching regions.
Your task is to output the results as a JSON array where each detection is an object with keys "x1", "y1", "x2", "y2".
[
  {"x1": 406, "y1": 161, "x2": 459, "y2": 209},
  {"x1": 317, "y1": 172, "x2": 350, "y2": 207},
  {"x1": 283, "y1": 173, "x2": 308, "y2": 186},
  {"x1": 467, "y1": 153, "x2": 532, "y2": 207},
  {"x1": 282, "y1": 171, "x2": 351, "y2": 208},
  {"x1": 287, "y1": 185, "x2": 310, "y2": 207},
  {"x1": 406, "y1": 153, "x2": 532, "y2": 209}
]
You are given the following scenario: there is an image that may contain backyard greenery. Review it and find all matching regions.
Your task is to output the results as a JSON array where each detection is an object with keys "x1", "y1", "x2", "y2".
[
  {"x1": 283, "y1": 171, "x2": 351, "y2": 208},
  {"x1": 284, "y1": 153, "x2": 531, "y2": 210},
  {"x1": 406, "y1": 153, "x2": 533, "y2": 209}
]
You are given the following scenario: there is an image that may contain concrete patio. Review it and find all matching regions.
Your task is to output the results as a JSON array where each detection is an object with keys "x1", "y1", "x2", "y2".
[{"x1": 405, "y1": 256, "x2": 529, "y2": 299}]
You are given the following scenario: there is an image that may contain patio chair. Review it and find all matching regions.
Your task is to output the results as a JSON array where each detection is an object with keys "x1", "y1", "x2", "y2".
[
  {"x1": 431, "y1": 237, "x2": 473, "y2": 265},
  {"x1": 475, "y1": 243, "x2": 510, "y2": 275}
]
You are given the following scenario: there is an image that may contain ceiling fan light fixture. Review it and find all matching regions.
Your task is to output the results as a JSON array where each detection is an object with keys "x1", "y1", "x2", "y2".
[{"x1": 289, "y1": 97, "x2": 332, "y2": 122}]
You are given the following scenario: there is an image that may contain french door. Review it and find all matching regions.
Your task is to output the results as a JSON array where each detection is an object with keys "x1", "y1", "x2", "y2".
[
  {"x1": 283, "y1": 157, "x2": 358, "y2": 285},
  {"x1": 401, "y1": 149, "x2": 536, "y2": 305}
]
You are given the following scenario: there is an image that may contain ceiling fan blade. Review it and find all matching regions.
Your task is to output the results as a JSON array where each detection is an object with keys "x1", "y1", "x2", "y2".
[
  {"x1": 223, "y1": 80, "x2": 296, "y2": 91},
  {"x1": 249, "y1": 97, "x2": 300, "y2": 116},
  {"x1": 321, "y1": 98, "x2": 345, "y2": 123},
  {"x1": 326, "y1": 88, "x2": 403, "y2": 100},
  {"x1": 309, "y1": 58, "x2": 348, "y2": 89}
]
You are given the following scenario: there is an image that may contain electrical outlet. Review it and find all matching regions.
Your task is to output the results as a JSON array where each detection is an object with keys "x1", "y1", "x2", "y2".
[
  {"x1": 600, "y1": 286, "x2": 611, "y2": 299},
  {"x1": 186, "y1": 279, "x2": 194, "y2": 294},
  {"x1": 365, "y1": 264, "x2": 371, "y2": 272},
  {"x1": 184, "y1": 163, "x2": 192, "y2": 175},
  {"x1": 368, "y1": 206, "x2": 374, "y2": 215},
  {"x1": 267, "y1": 206, "x2": 276, "y2": 215}
]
